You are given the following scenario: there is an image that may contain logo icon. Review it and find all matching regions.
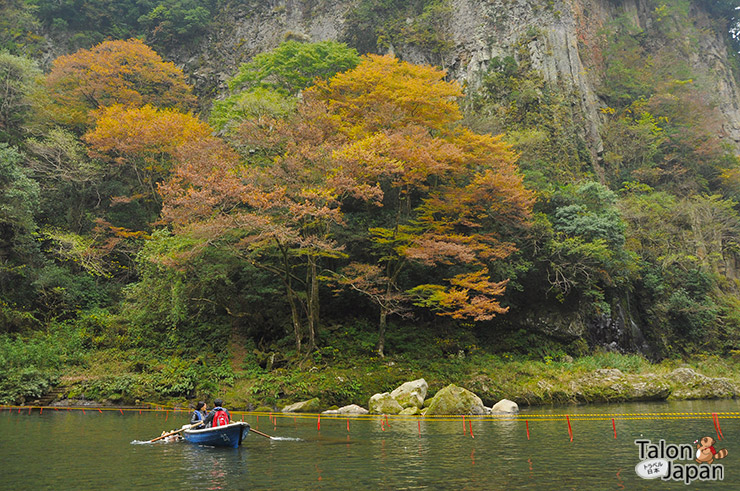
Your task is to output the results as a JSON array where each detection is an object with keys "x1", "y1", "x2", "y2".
[
  {"x1": 695, "y1": 436, "x2": 728, "y2": 464},
  {"x1": 635, "y1": 438, "x2": 727, "y2": 485}
]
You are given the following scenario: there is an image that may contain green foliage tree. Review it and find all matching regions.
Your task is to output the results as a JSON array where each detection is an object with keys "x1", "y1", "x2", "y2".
[
  {"x1": 228, "y1": 41, "x2": 361, "y2": 96},
  {"x1": 212, "y1": 41, "x2": 360, "y2": 134},
  {"x1": 0, "y1": 144, "x2": 40, "y2": 261},
  {"x1": 0, "y1": 144, "x2": 42, "y2": 326},
  {"x1": 535, "y1": 181, "x2": 635, "y2": 313},
  {"x1": 0, "y1": 51, "x2": 42, "y2": 143},
  {"x1": 0, "y1": 0, "x2": 44, "y2": 55},
  {"x1": 28, "y1": 0, "x2": 218, "y2": 50}
]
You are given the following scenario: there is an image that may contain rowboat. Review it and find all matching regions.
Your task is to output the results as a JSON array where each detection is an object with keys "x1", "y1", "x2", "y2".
[{"x1": 182, "y1": 422, "x2": 251, "y2": 448}]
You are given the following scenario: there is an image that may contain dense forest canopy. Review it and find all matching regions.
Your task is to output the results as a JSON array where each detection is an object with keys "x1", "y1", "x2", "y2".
[{"x1": 2, "y1": 0, "x2": 740, "y2": 405}]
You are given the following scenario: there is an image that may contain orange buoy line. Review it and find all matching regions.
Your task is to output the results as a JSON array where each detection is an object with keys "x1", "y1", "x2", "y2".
[
  {"x1": 0, "y1": 404, "x2": 734, "y2": 443},
  {"x1": 2, "y1": 404, "x2": 737, "y2": 423}
]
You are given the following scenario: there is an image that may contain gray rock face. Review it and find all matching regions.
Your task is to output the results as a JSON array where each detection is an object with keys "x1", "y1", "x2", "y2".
[
  {"x1": 491, "y1": 398, "x2": 519, "y2": 414},
  {"x1": 390, "y1": 378, "x2": 428, "y2": 409},
  {"x1": 175, "y1": 0, "x2": 740, "y2": 159},
  {"x1": 322, "y1": 404, "x2": 369, "y2": 415}
]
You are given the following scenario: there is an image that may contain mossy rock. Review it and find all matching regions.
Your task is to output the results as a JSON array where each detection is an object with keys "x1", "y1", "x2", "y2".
[
  {"x1": 425, "y1": 384, "x2": 486, "y2": 415},
  {"x1": 390, "y1": 378, "x2": 428, "y2": 409},
  {"x1": 368, "y1": 392, "x2": 403, "y2": 414},
  {"x1": 281, "y1": 397, "x2": 322, "y2": 413},
  {"x1": 667, "y1": 368, "x2": 737, "y2": 399},
  {"x1": 575, "y1": 371, "x2": 671, "y2": 403}
]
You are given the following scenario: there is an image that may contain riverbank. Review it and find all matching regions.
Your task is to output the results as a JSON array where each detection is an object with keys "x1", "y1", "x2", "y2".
[{"x1": 20, "y1": 350, "x2": 740, "y2": 412}]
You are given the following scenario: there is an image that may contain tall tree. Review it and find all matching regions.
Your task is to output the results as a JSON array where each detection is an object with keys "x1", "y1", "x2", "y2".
[
  {"x1": 45, "y1": 39, "x2": 195, "y2": 130},
  {"x1": 85, "y1": 104, "x2": 213, "y2": 208},
  {"x1": 0, "y1": 51, "x2": 42, "y2": 143},
  {"x1": 310, "y1": 55, "x2": 534, "y2": 355}
]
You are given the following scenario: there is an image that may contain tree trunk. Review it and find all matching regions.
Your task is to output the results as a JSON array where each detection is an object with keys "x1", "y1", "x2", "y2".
[
  {"x1": 376, "y1": 307, "x2": 387, "y2": 357},
  {"x1": 277, "y1": 238, "x2": 302, "y2": 353},
  {"x1": 286, "y1": 286, "x2": 302, "y2": 353},
  {"x1": 305, "y1": 254, "x2": 319, "y2": 352}
]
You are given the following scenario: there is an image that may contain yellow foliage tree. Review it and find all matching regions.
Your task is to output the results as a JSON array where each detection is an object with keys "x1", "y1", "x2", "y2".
[{"x1": 45, "y1": 39, "x2": 195, "y2": 130}]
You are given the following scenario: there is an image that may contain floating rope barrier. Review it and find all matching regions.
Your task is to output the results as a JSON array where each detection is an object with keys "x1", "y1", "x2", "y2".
[
  {"x1": 0, "y1": 404, "x2": 734, "y2": 444},
  {"x1": 2, "y1": 404, "x2": 740, "y2": 420},
  {"x1": 3, "y1": 403, "x2": 738, "y2": 430}
]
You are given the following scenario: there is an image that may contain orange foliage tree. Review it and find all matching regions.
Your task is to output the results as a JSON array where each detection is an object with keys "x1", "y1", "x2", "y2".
[
  {"x1": 85, "y1": 104, "x2": 213, "y2": 186},
  {"x1": 160, "y1": 99, "x2": 346, "y2": 353},
  {"x1": 83, "y1": 103, "x2": 215, "y2": 233},
  {"x1": 45, "y1": 39, "x2": 195, "y2": 130},
  {"x1": 159, "y1": 54, "x2": 534, "y2": 355},
  {"x1": 316, "y1": 55, "x2": 534, "y2": 355}
]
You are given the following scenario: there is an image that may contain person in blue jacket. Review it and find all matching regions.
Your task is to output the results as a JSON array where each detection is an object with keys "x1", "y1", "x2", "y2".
[
  {"x1": 202, "y1": 398, "x2": 231, "y2": 428},
  {"x1": 189, "y1": 401, "x2": 207, "y2": 426}
]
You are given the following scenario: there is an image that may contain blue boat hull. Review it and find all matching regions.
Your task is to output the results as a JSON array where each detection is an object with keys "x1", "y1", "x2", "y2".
[{"x1": 182, "y1": 422, "x2": 250, "y2": 448}]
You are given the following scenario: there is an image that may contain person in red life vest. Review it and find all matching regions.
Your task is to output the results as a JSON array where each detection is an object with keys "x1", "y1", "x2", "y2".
[
  {"x1": 189, "y1": 401, "x2": 207, "y2": 425},
  {"x1": 202, "y1": 398, "x2": 231, "y2": 428}
]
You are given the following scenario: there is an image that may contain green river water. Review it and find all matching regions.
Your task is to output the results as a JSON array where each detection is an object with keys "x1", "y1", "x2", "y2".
[{"x1": 2, "y1": 399, "x2": 740, "y2": 489}]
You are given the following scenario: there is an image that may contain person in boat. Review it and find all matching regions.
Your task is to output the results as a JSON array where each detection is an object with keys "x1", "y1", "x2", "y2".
[
  {"x1": 201, "y1": 398, "x2": 231, "y2": 428},
  {"x1": 189, "y1": 401, "x2": 207, "y2": 426}
]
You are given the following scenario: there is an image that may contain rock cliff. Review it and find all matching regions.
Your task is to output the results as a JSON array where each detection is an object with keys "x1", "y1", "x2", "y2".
[{"x1": 174, "y1": 0, "x2": 740, "y2": 159}]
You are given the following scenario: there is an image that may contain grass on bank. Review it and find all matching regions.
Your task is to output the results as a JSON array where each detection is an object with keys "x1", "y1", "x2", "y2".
[{"x1": 2, "y1": 318, "x2": 739, "y2": 408}]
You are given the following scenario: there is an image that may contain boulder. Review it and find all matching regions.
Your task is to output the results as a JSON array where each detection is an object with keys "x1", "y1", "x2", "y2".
[
  {"x1": 322, "y1": 404, "x2": 369, "y2": 415},
  {"x1": 667, "y1": 368, "x2": 737, "y2": 399},
  {"x1": 399, "y1": 406, "x2": 421, "y2": 416},
  {"x1": 424, "y1": 384, "x2": 487, "y2": 415},
  {"x1": 390, "y1": 378, "x2": 428, "y2": 409},
  {"x1": 281, "y1": 397, "x2": 322, "y2": 413},
  {"x1": 491, "y1": 398, "x2": 519, "y2": 414},
  {"x1": 368, "y1": 392, "x2": 404, "y2": 414},
  {"x1": 575, "y1": 370, "x2": 671, "y2": 402}
]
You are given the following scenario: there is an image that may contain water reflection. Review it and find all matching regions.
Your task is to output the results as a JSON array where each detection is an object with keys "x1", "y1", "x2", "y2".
[{"x1": 2, "y1": 400, "x2": 740, "y2": 489}]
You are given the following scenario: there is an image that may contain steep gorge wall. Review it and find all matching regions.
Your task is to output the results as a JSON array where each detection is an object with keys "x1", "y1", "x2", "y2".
[{"x1": 180, "y1": 0, "x2": 740, "y2": 159}]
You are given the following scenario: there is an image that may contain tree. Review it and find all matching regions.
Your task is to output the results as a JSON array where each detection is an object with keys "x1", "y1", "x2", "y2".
[
  {"x1": 211, "y1": 41, "x2": 360, "y2": 134},
  {"x1": 0, "y1": 0, "x2": 43, "y2": 55},
  {"x1": 161, "y1": 54, "x2": 534, "y2": 357},
  {"x1": 228, "y1": 41, "x2": 361, "y2": 96},
  {"x1": 0, "y1": 144, "x2": 40, "y2": 306},
  {"x1": 0, "y1": 51, "x2": 42, "y2": 143},
  {"x1": 85, "y1": 104, "x2": 213, "y2": 190},
  {"x1": 310, "y1": 55, "x2": 534, "y2": 355},
  {"x1": 45, "y1": 39, "x2": 195, "y2": 130},
  {"x1": 162, "y1": 101, "x2": 347, "y2": 354},
  {"x1": 25, "y1": 128, "x2": 102, "y2": 232},
  {"x1": 536, "y1": 181, "x2": 635, "y2": 312}
]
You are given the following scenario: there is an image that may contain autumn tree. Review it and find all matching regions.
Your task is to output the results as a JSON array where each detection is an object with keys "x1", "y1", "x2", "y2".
[
  {"x1": 45, "y1": 39, "x2": 195, "y2": 130},
  {"x1": 314, "y1": 55, "x2": 534, "y2": 355},
  {"x1": 160, "y1": 54, "x2": 533, "y2": 356},
  {"x1": 161, "y1": 101, "x2": 347, "y2": 354},
  {"x1": 85, "y1": 104, "x2": 212, "y2": 198}
]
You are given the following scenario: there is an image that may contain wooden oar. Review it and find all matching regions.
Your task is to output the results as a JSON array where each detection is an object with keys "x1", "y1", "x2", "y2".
[
  {"x1": 249, "y1": 427, "x2": 274, "y2": 439},
  {"x1": 148, "y1": 421, "x2": 203, "y2": 443}
]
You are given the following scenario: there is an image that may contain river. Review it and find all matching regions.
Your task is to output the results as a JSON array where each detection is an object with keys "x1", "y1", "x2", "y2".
[{"x1": 2, "y1": 399, "x2": 739, "y2": 489}]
